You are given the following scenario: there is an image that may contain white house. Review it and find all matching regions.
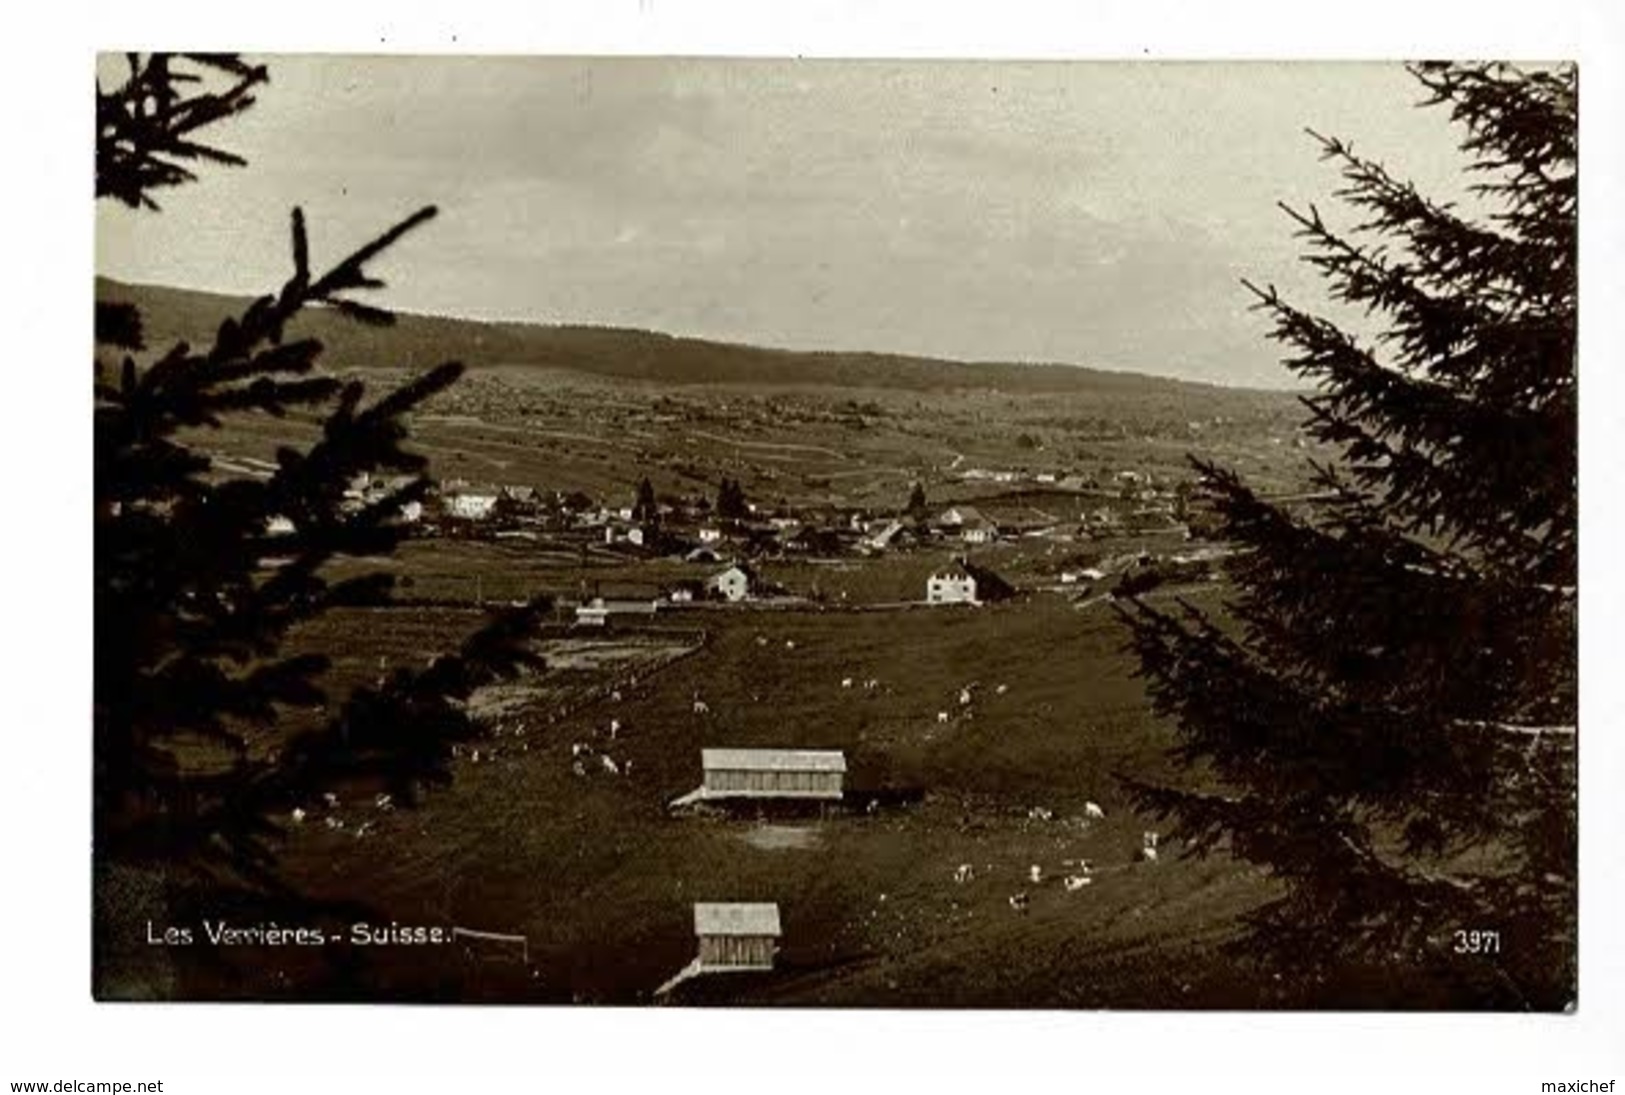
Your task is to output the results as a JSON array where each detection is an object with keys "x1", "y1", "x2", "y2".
[
  {"x1": 575, "y1": 596, "x2": 659, "y2": 626},
  {"x1": 706, "y1": 564, "x2": 755, "y2": 603},
  {"x1": 863, "y1": 519, "x2": 905, "y2": 552},
  {"x1": 927, "y1": 569, "x2": 978, "y2": 604},
  {"x1": 445, "y1": 492, "x2": 498, "y2": 521},
  {"x1": 962, "y1": 524, "x2": 995, "y2": 545},
  {"x1": 937, "y1": 505, "x2": 997, "y2": 544},
  {"x1": 926, "y1": 559, "x2": 1016, "y2": 606}
]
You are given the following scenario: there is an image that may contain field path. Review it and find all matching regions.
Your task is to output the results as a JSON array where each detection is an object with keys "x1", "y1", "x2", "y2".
[{"x1": 688, "y1": 430, "x2": 850, "y2": 460}]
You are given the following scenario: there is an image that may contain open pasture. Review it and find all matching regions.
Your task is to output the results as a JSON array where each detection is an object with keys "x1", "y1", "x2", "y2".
[{"x1": 251, "y1": 594, "x2": 1285, "y2": 1006}]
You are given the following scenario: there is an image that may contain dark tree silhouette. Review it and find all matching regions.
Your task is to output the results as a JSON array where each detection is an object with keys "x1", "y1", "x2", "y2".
[
  {"x1": 1115, "y1": 63, "x2": 1576, "y2": 1009},
  {"x1": 97, "y1": 53, "x2": 268, "y2": 211},
  {"x1": 716, "y1": 476, "x2": 748, "y2": 521},
  {"x1": 633, "y1": 475, "x2": 658, "y2": 524},
  {"x1": 906, "y1": 480, "x2": 928, "y2": 517},
  {"x1": 95, "y1": 55, "x2": 548, "y2": 903}
]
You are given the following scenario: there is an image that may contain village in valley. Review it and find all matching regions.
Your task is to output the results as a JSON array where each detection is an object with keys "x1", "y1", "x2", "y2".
[{"x1": 109, "y1": 318, "x2": 1332, "y2": 1007}]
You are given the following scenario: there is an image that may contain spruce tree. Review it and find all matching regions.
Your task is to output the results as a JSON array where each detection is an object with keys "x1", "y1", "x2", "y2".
[
  {"x1": 633, "y1": 475, "x2": 658, "y2": 524},
  {"x1": 717, "y1": 476, "x2": 748, "y2": 521},
  {"x1": 1115, "y1": 62, "x2": 1576, "y2": 1009},
  {"x1": 95, "y1": 54, "x2": 547, "y2": 910},
  {"x1": 907, "y1": 480, "x2": 928, "y2": 517}
]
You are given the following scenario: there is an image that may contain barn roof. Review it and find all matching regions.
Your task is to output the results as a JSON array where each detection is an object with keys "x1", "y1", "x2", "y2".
[
  {"x1": 693, "y1": 902, "x2": 781, "y2": 937},
  {"x1": 701, "y1": 748, "x2": 847, "y2": 773}
]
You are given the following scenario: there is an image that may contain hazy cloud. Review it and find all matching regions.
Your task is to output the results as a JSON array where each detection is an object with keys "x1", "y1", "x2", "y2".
[{"x1": 97, "y1": 57, "x2": 1473, "y2": 388}]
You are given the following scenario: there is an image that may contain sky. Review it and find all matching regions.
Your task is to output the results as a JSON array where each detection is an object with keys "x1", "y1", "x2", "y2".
[{"x1": 96, "y1": 56, "x2": 1475, "y2": 388}]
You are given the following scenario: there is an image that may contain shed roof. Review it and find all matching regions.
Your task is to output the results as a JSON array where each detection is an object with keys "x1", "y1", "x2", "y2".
[
  {"x1": 701, "y1": 748, "x2": 847, "y2": 773},
  {"x1": 693, "y1": 902, "x2": 782, "y2": 937}
]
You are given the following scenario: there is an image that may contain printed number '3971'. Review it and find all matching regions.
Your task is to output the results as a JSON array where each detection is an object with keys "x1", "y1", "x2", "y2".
[{"x1": 1453, "y1": 930, "x2": 1502, "y2": 955}]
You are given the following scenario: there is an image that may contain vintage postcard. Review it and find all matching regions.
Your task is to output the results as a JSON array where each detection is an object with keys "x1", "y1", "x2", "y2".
[{"x1": 92, "y1": 54, "x2": 1577, "y2": 1011}]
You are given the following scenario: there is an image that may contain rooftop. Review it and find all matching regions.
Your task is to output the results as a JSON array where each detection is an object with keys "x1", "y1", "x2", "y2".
[
  {"x1": 693, "y1": 903, "x2": 782, "y2": 937},
  {"x1": 701, "y1": 748, "x2": 847, "y2": 773}
]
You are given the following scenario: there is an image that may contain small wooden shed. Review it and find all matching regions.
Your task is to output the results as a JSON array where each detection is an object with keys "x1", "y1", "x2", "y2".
[
  {"x1": 701, "y1": 748, "x2": 847, "y2": 800},
  {"x1": 693, "y1": 903, "x2": 781, "y2": 971}
]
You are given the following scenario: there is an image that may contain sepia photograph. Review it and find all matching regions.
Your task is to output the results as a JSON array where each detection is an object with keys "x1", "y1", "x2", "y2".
[{"x1": 88, "y1": 50, "x2": 1581, "y2": 1013}]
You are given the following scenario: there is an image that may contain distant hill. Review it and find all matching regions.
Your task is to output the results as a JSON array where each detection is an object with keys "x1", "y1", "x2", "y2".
[{"x1": 96, "y1": 276, "x2": 1277, "y2": 399}]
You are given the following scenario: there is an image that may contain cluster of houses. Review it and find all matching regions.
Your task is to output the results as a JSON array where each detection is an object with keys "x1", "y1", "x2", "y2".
[
  {"x1": 574, "y1": 552, "x2": 1023, "y2": 626},
  {"x1": 419, "y1": 472, "x2": 1184, "y2": 561},
  {"x1": 252, "y1": 464, "x2": 1186, "y2": 560}
]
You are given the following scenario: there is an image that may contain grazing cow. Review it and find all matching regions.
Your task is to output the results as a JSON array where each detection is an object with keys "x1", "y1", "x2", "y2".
[
  {"x1": 322, "y1": 792, "x2": 339, "y2": 808},
  {"x1": 995, "y1": 683, "x2": 1008, "y2": 695},
  {"x1": 571, "y1": 760, "x2": 587, "y2": 777},
  {"x1": 785, "y1": 640, "x2": 797, "y2": 650},
  {"x1": 937, "y1": 711, "x2": 950, "y2": 724},
  {"x1": 1028, "y1": 806, "x2": 1054, "y2": 821},
  {"x1": 958, "y1": 688, "x2": 973, "y2": 706},
  {"x1": 864, "y1": 678, "x2": 879, "y2": 691},
  {"x1": 354, "y1": 821, "x2": 373, "y2": 839},
  {"x1": 756, "y1": 636, "x2": 768, "y2": 646},
  {"x1": 1143, "y1": 830, "x2": 1160, "y2": 850},
  {"x1": 611, "y1": 690, "x2": 622, "y2": 703},
  {"x1": 571, "y1": 742, "x2": 588, "y2": 757},
  {"x1": 290, "y1": 808, "x2": 306, "y2": 824},
  {"x1": 471, "y1": 749, "x2": 482, "y2": 763},
  {"x1": 374, "y1": 793, "x2": 393, "y2": 811},
  {"x1": 1138, "y1": 846, "x2": 1160, "y2": 864},
  {"x1": 692, "y1": 699, "x2": 710, "y2": 715},
  {"x1": 953, "y1": 864, "x2": 975, "y2": 884},
  {"x1": 600, "y1": 755, "x2": 620, "y2": 775},
  {"x1": 1008, "y1": 892, "x2": 1030, "y2": 913},
  {"x1": 841, "y1": 677, "x2": 854, "y2": 689},
  {"x1": 325, "y1": 816, "x2": 344, "y2": 830},
  {"x1": 1063, "y1": 875, "x2": 1092, "y2": 892},
  {"x1": 1084, "y1": 801, "x2": 1106, "y2": 820},
  {"x1": 1029, "y1": 865, "x2": 1044, "y2": 884}
]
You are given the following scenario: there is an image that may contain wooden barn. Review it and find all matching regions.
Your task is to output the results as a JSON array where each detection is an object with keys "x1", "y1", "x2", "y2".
[
  {"x1": 700, "y1": 748, "x2": 846, "y2": 799},
  {"x1": 693, "y1": 903, "x2": 781, "y2": 971}
]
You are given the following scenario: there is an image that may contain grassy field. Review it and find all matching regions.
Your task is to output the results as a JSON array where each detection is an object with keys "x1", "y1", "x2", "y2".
[{"x1": 165, "y1": 587, "x2": 1289, "y2": 1007}]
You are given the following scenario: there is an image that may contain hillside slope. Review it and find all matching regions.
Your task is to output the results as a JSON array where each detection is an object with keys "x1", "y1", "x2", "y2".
[{"x1": 96, "y1": 277, "x2": 1289, "y2": 404}]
